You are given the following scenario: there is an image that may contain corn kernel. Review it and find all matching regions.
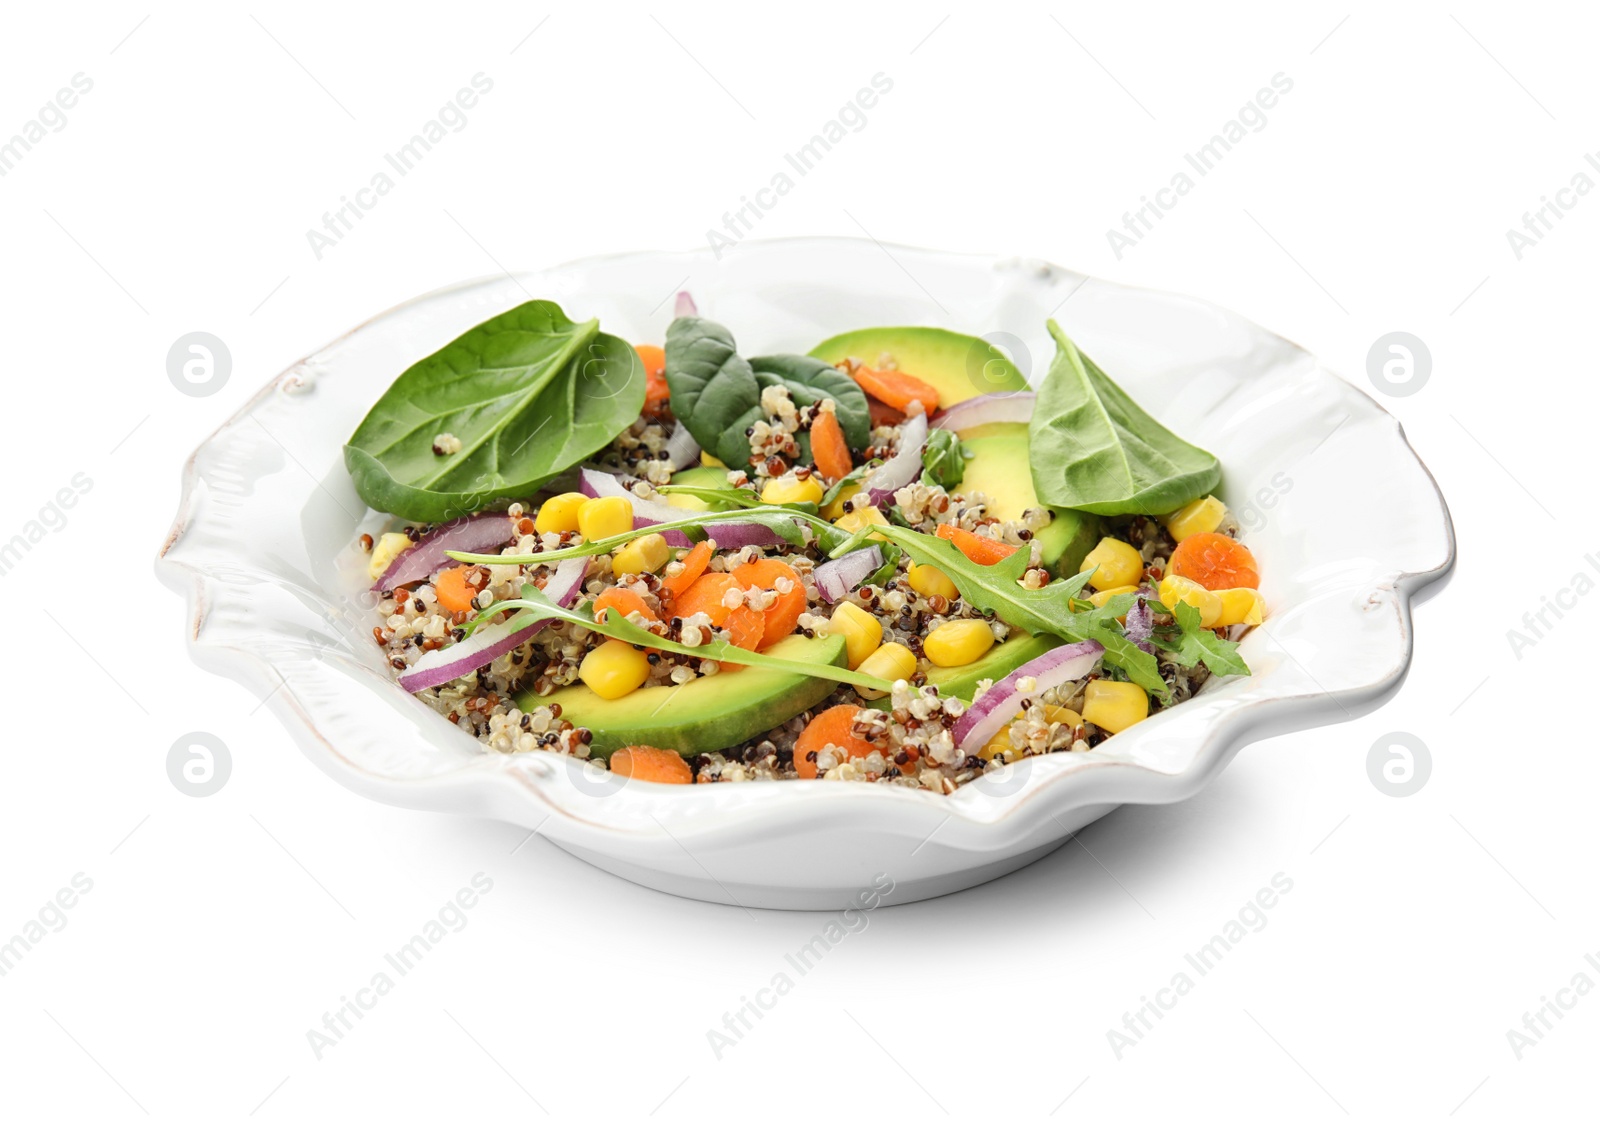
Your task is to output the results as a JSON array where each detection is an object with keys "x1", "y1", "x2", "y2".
[
  {"x1": 981, "y1": 705, "x2": 1083, "y2": 760},
  {"x1": 1087, "y1": 584, "x2": 1138, "y2": 608},
  {"x1": 829, "y1": 602, "x2": 882, "y2": 669},
  {"x1": 1080, "y1": 537, "x2": 1144, "y2": 590},
  {"x1": 923, "y1": 619, "x2": 996, "y2": 667},
  {"x1": 833, "y1": 504, "x2": 890, "y2": 542},
  {"x1": 1214, "y1": 587, "x2": 1266, "y2": 627},
  {"x1": 1158, "y1": 574, "x2": 1222, "y2": 628},
  {"x1": 578, "y1": 639, "x2": 651, "y2": 700},
  {"x1": 368, "y1": 531, "x2": 414, "y2": 580},
  {"x1": 1043, "y1": 705, "x2": 1083, "y2": 729},
  {"x1": 700, "y1": 450, "x2": 725, "y2": 468},
  {"x1": 535, "y1": 492, "x2": 589, "y2": 535},
  {"x1": 577, "y1": 496, "x2": 635, "y2": 542},
  {"x1": 908, "y1": 563, "x2": 959, "y2": 601},
  {"x1": 820, "y1": 482, "x2": 861, "y2": 520},
  {"x1": 611, "y1": 533, "x2": 670, "y2": 577},
  {"x1": 761, "y1": 475, "x2": 825, "y2": 507},
  {"x1": 1082, "y1": 681, "x2": 1149, "y2": 733},
  {"x1": 856, "y1": 642, "x2": 916, "y2": 698},
  {"x1": 1165, "y1": 495, "x2": 1226, "y2": 542},
  {"x1": 665, "y1": 490, "x2": 710, "y2": 512}
]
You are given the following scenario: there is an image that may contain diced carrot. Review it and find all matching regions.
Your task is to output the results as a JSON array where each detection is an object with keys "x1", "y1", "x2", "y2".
[
  {"x1": 593, "y1": 586, "x2": 660, "y2": 624},
  {"x1": 731, "y1": 558, "x2": 806, "y2": 648},
  {"x1": 1168, "y1": 532, "x2": 1260, "y2": 591},
  {"x1": 434, "y1": 566, "x2": 478, "y2": 614},
  {"x1": 852, "y1": 366, "x2": 940, "y2": 414},
  {"x1": 793, "y1": 705, "x2": 884, "y2": 780},
  {"x1": 716, "y1": 604, "x2": 766, "y2": 671},
  {"x1": 936, "y1": 523, "x2": 1018, "y2": 567},
  {"x1": 635, "y1": 344, "x2": 671, "y2": 418},
  {"x1": 611, "y1": 745, "x2": 693, "y2": 784},
  {"x1": 810, "y1": 409, "x2": 853, "y2": 481},
  {"x1": 672, "y1": 572, "x2": 742, "y2": 627},
  {"x1": 867, "y1": 396, "x2": 904, "y2": 429},
  {"x1": 661, "y1": 541, "x2": 713, "y2": 603}
]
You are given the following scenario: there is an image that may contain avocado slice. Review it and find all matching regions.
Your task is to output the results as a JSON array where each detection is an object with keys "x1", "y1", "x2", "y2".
[
  {"x1": 958, "y1": 422, "x2": 1101, "y2": 572},
  {"x1": 808, "y1": 326, "x2": 1028, "y2": 407},
  {"x1": 661, "y1": 464, "x2": 732, "y2": 513},
  {"x1": 924, "y1": 633, "x2": 1063, "y2": 700},
  {"x1": 517, "y1": 634, "x2": 848, "y2": 759}
]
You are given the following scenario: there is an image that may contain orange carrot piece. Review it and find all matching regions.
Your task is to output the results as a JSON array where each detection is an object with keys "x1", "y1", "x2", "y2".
[
  {"x1": 852, "y1": 366, "x2": 940, "y2": 413},
  {"x1": 1169, "y1": 532, "x2": 1259, "y2": 591},
  {"x1": 731, "y1": 558, "x2": 806, "y2": 648},
  {"x1": 810, "y1": 409, "x2": 853, "y2": 481},
  {"x1": 661, "y1": 541, "x2": 713, "y2": 603},
  {"x1": 434, "y1": 566, "x2": 478, "y2": 614},
  {"x1": 635, "y1": 344, "x2": 670, "y2": 418},
  {"x1": 671, "y1": 573, "x2": 741, "y2": 627},
  {"x1": 611, "y1": 745, "x2": 693, "y2": 784},
  {"x1": 793, "y1": 705, "x2": 883, "y2": 779},
  {"x1": 593, "y1": 587, "x2": 660, "y2": 624},
  {"x1": 936, "y1": 523, "x2": 1018, "y2": 567}
]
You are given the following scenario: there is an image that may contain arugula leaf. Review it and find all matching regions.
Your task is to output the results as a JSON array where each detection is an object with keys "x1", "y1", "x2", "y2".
[
  {"x1": 850, "y1": 524, "x2": 1171, "y2": 701},
  {"x1": 1029, "y1": 320, "x2": 1221, "y2": 516},
  {"x1": 656, "y1": 482, "x2": 761, "y2": 510},
  {"x1": 1160, "y1": 602, "x2": 1252, "y2": 677},
  {"x1": 345, "y1": 300, "x2": 645, "y2": 522},
  {"x1": 920, "y1": 427, "x2": 968, "y2": 489}
]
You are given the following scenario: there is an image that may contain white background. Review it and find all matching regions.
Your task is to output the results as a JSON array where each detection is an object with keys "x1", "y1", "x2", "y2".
[{"x1": 0, "y1": 1, "x2": 1591, "y2": 1125}]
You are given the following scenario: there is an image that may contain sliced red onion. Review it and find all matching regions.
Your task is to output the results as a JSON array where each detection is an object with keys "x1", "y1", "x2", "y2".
[
  {"x1": 397, "y1": 556, "x2": 589, "y2": 694},
  {"x1": 861, "y1": 410, "x2": 929, "y2": 508},
  {"x1": 664, "y1": 423, "x2": 700, "y2": 470},
  {"x1": 931, "y1": 391, "x2": 1036, "y2": 433},
  {"x1": 372, "y1": 512, "x2": 514, "y2": 592},
  {"x1": 812, "y1": 546, "x2": 884, "y2": 604},
  {"x1": 1125, "y1": 592, "x2": 1156, "y2": 654},
  {"x1": 579, "y1": 467, "x2": 777, "y2": 549},
  {"x1": 948, "y1": 640, "x2": 1105, "y2": 755},
  {"x1": 674, "y1": 291, "x2": 697, "y2": 318}
]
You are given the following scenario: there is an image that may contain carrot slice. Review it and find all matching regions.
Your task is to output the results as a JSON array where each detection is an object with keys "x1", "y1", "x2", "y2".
[
  {"x1": 635, "y1": 344, "x2": 670, "y2": 418},
  {"x1": 936, "y1": 523, "x2": 1018, "y2": 567},
  {"x1": 852, "y1": 366, "x2": 940, "y2": 413},
  {"x1": 672, "y1": 573, "x2": 741, "y2": 627},
  {"x1": 810, "y1": 409, "x2": 853, "y2": 481},
  {"x1": 593, "y1": 587, "x2": 660, "y2": 624},
  {"x1": 611, "y1": 745, "x2": 693, "y2": 784},
  {"x1": 434, "y1": 566, "x2": 478, "y2": 614},
  {"x1": 867, "y1": 396, "x2": 904, "y2": 429},
  {"x1": 793, "y1": 705, "x2": 883, "y2": 779},
  {"x1": 1168, "y1": 532, "x2": 1259, "y2": 591},
  {"x1": 661, "y1": 541, "x2": 713, "y2": 603},
  {"x1": 731, "y1": 558, "x2": 806, "y2": 648}
]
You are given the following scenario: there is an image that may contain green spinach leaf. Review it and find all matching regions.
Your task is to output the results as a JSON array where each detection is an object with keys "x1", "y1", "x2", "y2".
[
  {"x1": 749, "y1": 355, "x2": 871, "y2": 449},
  {"x1": 345, "y1": 300, "x2": 644, "y2": 522},
  {"x1": 1029, "y1": 320, "x2": 1221, "y2": 516}
]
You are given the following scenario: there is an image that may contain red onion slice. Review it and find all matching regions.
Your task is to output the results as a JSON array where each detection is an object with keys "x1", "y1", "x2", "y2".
[
  {"x1": 674, "y1": 291, "x2": 697, "y2": 318},
  {"x1": 396, "y1": 556, "x2": 589, "y2": 694},
  {"x1": 931, "y1": 391, "x2": 1036, "y2": 433},
  {"x1": 861, "y1": 411, "x2": 929, "y2": 507},
  {"x1": 372, "y1": 512, "x2": 515, "y2": 592},
  {"x1": 1125, "y1": 592, "x2": 1156, "y2": 654},
  {"x1": 579, "y1": 467, "x2": 777, "y2": 549},
  {"x1": 664, "y1": 423, "x2": 701, "y2": 470},
  {"x1": 812, "y1": 546, "x2": 884, "y2": 604},
  {"x1": 948, "y1": 640, "x2": 1105, "y2": 755}
]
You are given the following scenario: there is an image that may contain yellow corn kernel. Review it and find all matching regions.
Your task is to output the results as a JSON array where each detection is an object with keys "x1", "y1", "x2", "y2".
[
  {"x1": 611, "y1": 533, "x2": 670, "y2": 577},
  {"x1": 829, "y1": 602, "x2": 883, "y2": 669},
  {"x1": 577, "y1": 496, "x2": 635, "y2": 542},
  {"x1": 1043, "y1": 705, "x2": 1084, "y2": 729},
  {"x1": 761, "y1": 475, "x2": 825, "y2": 507},
  {"x1": 1214, "y1": 587, "x2": 1266, "y2": 627},
  {"x1": 700, "y1": 450, "x2": 725, "y2": 468},
  {"x1": 923, "y1": 619, "x2": 996, "y2": 667},
  {"x1": 908, "y1": 562, "x2": 959, "y2": 601},
  {"x1": 1082, "y1": 681, "x2": 1149, "y2": 733},
  {"x1": 664, "y1": 490, "x2": 709, "y2": 512},
  {"x1": 367, "y1": 531, "x2": 414, "y2": 580},
  {"x1": 1087, "y1": 584, "x2": 1138, "y2": 608},
  {"x1": 856, "y1": 642, "x2": 916, "y2": 699},
  {"x1": 535, "y1": 492, "x2": 590, "y2": 535},
  {"x1": 1159, "y1": 574, "x2": 1222, "y2": 628},
  {"x1": 578, "y1": 639, "x2": 651, "y2": 700},
  {"x1": 1165, "y1": 495, "x2": 1226, "y2": 542},
  {"x1": 833, "y1": 504, "x2": 890, "y2": 542},
  {"x1": 981, "y1": 705, "x2": 1083, "y2": 760},
  {"x1": 820, "y1": 482, "x2": 861, "y2": 520},
  {"x1": 1080, "y1": 537, "x2": 1144, "y2": 590}
]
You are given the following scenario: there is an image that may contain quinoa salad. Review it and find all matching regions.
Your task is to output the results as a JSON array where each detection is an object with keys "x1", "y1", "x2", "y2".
[{"x1": 345, "y1": 294, "x2": 1265, "y2": 791}]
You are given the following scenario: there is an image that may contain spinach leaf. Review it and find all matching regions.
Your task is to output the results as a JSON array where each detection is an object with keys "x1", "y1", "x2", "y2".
[
  {"x1": 749, "y1": 355, "x2": 871, "y2": 449},
  {"x1": 345, "y1": 300, "x2": 644, "y2": 522},
  {"x1": 1029, "y1": 320, "x2": 1221, "y2": 516},
  {"x1": 920, "y1": 427, "x2": 968, "y2": 489}
]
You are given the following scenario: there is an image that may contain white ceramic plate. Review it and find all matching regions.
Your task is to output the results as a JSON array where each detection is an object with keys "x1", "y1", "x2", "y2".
[{"x1": 157, "y1": 238, "x2": 1454, "y2": 910}]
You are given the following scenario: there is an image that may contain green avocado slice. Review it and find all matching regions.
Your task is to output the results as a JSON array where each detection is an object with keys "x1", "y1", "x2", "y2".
[
  {"x1": 808, "y1": 326, "x2": 1028, "y2": 406},
  {"x1": 517, "y1": 634, "x2": 848, "y2": 760},
  {"x1": 924, "y1": 633, "x2": 1063, "y2": 701},
  {"x1": 957, "y1": 422, "x2": 1101, "y2": 572}
]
